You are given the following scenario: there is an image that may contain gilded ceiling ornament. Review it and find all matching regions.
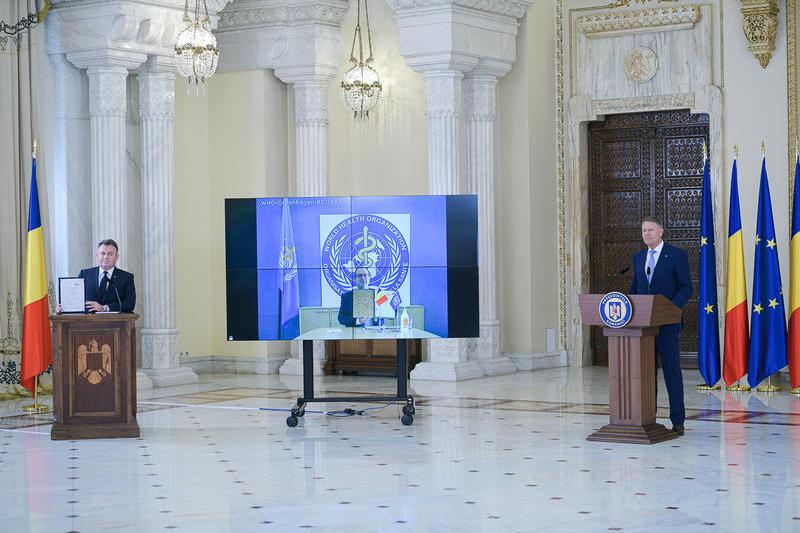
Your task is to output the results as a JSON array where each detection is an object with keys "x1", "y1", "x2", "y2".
[
  {"x1": 625, "y1": 47, "x2": 658, "y2": 83},
  {"x1": 739, "y1": 0, "x2": 780, "y2": 68}
]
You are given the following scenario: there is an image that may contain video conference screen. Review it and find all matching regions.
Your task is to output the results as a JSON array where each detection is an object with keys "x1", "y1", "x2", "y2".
[{"x1": 225, "y1": 195, "x2": 479, "y2": 341}]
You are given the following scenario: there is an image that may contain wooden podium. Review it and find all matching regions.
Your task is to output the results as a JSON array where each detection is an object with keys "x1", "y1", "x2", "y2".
[
  {"x1": 579, "y1": 294, "x2": 681, "y2": 444},
  {"x1": 50, "y1": 313, "x2": 140, "y2": 440}
]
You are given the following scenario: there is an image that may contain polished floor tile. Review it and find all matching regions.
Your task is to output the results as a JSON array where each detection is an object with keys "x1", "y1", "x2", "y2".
[{"x1": 1, "y1": 367, "x2": 800, "y2": 532}]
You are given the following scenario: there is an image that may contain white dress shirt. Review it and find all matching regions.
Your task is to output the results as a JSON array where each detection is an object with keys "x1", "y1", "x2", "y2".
[{"x1": 98, "y1": 266, "x2": 115, "y2": 287}]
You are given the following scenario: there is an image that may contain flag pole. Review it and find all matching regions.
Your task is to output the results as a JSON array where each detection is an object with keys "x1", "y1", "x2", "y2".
[
  {"x1": 22, "y1": 374, "x2": 51, "y2": 413},
  {"x1": 756, "y1": 374, "x2": 781, "y2": 393}
]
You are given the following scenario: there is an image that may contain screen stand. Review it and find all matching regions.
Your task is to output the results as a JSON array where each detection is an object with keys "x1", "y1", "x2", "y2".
[{"x1": 286, "y1": 339, "x2": 415, "y2": 427}]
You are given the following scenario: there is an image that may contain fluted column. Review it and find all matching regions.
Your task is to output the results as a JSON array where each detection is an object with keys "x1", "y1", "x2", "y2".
[
  {"x1": 87, "y1": 65, "x2": 129, "y2": 257},
  {"x1": 138, "y1": 58, "x2": 198, "y2": 387},
  {"x1": 410, "y1": 70, "x2": 483, "y2": 382},
  {"x1": 464, "y1": 74, "x2": 515, "y2": 376},
  {"x1": 278, "y1": 77, "x2": 332, "y2": 376},
  {"x1": 294, "y1": 81, "x2": 329, "y2": 197},
  {"x1": 425, "y1": 71, "x2": 464, "y2": 194}
]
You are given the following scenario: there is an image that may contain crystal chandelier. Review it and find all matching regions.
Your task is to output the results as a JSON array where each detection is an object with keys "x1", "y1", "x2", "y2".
[
  {"x1": 340, "y1": 0, "x2": 382, "y2": 118},
  {"x1": 174, "y1": 0, "x2": 219, "y2": 95}
]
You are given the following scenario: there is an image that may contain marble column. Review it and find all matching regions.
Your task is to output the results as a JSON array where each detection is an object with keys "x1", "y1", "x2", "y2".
[
  {"x1": 464, "y1": 74, "x2": 516, "y2": 376},
  {"x1": 410, "y1": 70, "x2": 483, "y2": 381},
  {"x1": 49, "y1": 54, "x2": 92, "y2": 278},
  {"x1": 86, "y1": 64, "x2": 131, "y2": 258},
  {"x1": 278, "y1": 78, "x2": 331, "y2": 376},
  {"x1": 138, "y1": 58, "x2": 198, "y2": 387}
]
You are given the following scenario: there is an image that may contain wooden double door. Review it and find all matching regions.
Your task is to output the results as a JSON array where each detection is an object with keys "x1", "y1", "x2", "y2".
[{"x1": 588, "y1": 109, "x2": 709, "y2": 368}]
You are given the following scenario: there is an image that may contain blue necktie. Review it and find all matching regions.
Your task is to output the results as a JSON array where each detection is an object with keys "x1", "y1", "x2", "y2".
[{"x1": 646, "y1": 249, "x2": 656, "y2": 284}]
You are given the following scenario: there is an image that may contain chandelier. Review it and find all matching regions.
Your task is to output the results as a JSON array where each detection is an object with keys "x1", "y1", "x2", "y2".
[
  {"x1": 340, "y1": 0, "x2": 382, "y2": 118},
  {"x1": 174, "y1": 0, "x2": 219, "y2": 95}
]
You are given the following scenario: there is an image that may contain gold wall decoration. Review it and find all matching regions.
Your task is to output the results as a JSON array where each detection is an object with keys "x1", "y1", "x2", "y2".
[
  {"x1": 607, "y1": 0, "x2": 678, "y2": 8},
  {"x1": 740, "y1": 0, "x2": 780, "y2": 68}
]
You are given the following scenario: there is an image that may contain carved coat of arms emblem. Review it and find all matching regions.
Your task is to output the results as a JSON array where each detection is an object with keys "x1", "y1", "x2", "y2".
[
  {"x1": 625, "y1": 47, "x2": 658, "y2": 83},
  {"x1": 77, "y1": 338, "x2": 112, "y2": 385}
]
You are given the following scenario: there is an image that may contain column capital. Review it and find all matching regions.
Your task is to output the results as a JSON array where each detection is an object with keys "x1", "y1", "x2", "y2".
[
  {"x1": 67, "y1": 49, "x2": 147, "y2": 71},
  {"x1": 138, "y1": 67, "x2": 176, "y2": 119},
  {"x1": 138, "y1": 54, "x2": 177, "y2": 76},
  {"x1": 463, "y1": 75, "x2": 497, "y2": 121},
  {"x1": 388, "y1": 0, "x2": 530, "y2": 79}
]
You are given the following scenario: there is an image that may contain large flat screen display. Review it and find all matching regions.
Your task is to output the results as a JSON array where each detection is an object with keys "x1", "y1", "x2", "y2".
[{"x1": 225, "y1": 195, "x2": 479, "y2": 341}]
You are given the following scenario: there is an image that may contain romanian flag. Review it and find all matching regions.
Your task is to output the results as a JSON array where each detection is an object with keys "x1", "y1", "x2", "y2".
[
  {"x1": 20, "y1": 151, "x2": 52, "y2": 391},
  {"x1": 789, "y1": 151, "x2": 800, "y2": 389},
  {"x1": 723, "y1": 155, "x2": 749, "y2": 386}
]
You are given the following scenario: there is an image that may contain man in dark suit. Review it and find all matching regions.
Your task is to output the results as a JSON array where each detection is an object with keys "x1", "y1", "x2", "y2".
[
  {"x1": 629, "y1": 217, "x2": 692, "y2": 436},
  {"x1": 60, "y1": 239, "x2": 136, "y2": 313}
]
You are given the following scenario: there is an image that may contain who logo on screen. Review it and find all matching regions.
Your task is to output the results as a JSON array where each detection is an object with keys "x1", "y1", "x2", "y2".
[{"x1": 320, "y1": 214, "x2": 411, "y2": 313}]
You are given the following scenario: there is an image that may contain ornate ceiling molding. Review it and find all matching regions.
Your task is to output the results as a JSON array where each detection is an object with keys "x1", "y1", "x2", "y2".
[
  {"x1": 576, "y1": 5, "x2": 701, "y2": 38},
  {"x1": 386, "y1": 0, "x2": 532, "y2": 20},
  {"x1": 217, "y1": 0, "x2": 348, "y2": 30}
]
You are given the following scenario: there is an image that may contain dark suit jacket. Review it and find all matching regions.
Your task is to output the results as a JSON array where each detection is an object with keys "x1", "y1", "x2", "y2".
[
  {"x1": 629, "y1": 243, "x2": 692, "y2": 331},
  {"x1": 79, "y1": 266, "x2": 136, "y2": 312}
]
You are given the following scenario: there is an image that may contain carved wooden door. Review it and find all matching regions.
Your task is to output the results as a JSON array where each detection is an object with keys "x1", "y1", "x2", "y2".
[{"x1": 588, "y1": 110, "x2": 708, "y2": 367}]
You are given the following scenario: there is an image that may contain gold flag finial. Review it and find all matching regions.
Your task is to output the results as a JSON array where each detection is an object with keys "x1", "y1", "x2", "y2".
[
  {"x1": 734, "y1": 144, "x2": 739, "y2": 159},
  {"x1": 702, "y1": 141, "x2": 708, "y2": 160},
  {"x1": 32, "y1": 139, "x2": 38, "y2": 159},
  {"x1": 761, "y1": 140, "x2": 766, "y2": 156}
]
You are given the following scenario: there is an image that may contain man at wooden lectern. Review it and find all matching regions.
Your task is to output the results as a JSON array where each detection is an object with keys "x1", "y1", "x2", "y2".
[
  {"x1": 629, "y1": 218, "x2": 692, "y2": 436},
  {"x1": 57, "y1": 239, "x2": 136, "y2": 313}
]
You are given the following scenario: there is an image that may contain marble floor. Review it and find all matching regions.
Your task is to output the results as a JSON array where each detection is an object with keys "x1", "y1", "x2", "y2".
[{"x1": 1, "y1": 367, "x2": 799, "y2": 532}]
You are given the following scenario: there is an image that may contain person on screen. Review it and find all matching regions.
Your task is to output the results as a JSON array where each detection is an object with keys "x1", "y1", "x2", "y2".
[
  {"x1": 56, "y1": 239, "x2": 136, "y2": 313},
  {"x1": 338, "y1": 267, "x2": 378, "y2": 327}
]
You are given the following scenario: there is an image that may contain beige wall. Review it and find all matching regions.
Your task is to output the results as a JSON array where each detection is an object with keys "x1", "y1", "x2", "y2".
[{"x1": 173, "y1": 0, "x2": 798, "y2": 364}]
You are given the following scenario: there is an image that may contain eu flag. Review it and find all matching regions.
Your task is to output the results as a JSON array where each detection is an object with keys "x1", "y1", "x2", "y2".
[
  {"x1": 278, "y1": 199, "x2": 300, "y2": 339},
  {"x1": 748, "y1": 156, "x2": 788, "y2": 388},
  {"x1": 698, "y1": 153, "x2": 721, "y2": 386}
]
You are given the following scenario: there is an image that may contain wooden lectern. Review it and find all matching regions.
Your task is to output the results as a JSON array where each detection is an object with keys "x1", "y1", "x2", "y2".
[
  {"x1": 50, "y1": 313, "x2": 140, "y2": 440},
  {"x1": 579, "y1": 294, "x2": 682, "y2": 444}
]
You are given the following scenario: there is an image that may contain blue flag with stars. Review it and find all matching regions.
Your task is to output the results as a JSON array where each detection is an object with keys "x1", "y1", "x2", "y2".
[
  {"x1": 698, "y1": 154, "x2": 721, "y2": 386},
  {"x1": 748, "y1": 156, "x2": 788, "y2": 388}
]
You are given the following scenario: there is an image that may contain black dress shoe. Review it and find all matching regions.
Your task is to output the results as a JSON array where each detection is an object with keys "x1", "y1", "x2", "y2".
[{"x1": 672, "y1": 424, "x2": 685, "y2": 436}]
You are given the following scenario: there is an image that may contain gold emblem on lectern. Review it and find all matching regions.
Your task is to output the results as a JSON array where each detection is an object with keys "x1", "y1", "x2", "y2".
[{"x1": 77, "y1": 338, "x2": 112, "y2": 385}]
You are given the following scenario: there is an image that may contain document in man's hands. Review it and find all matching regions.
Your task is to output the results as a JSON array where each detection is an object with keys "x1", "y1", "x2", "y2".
[{"x1": 59, "y1": 277, "x2": 85, "y2": 313}]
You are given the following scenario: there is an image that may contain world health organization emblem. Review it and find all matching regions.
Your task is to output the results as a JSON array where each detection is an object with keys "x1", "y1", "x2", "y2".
[
  {"x1": 598, "y1": 292, "x2": 633, "y2": 329},
  {"x1": 322, "y1": 215, "x2": 410, "y2": 295}
]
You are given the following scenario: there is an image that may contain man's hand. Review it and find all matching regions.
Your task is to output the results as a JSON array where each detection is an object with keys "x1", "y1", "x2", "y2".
[{"x1": 85, "y1": 301, "x2": 103, "y2": 312}]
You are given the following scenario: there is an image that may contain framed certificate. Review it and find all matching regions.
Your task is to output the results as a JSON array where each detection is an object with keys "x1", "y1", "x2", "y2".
[
  {"x1": 352, "y1": 288, "x2": 375, "y2": 319},
  {"x1": 59, "y1": 277, "x2": 85, "y2": 314}
]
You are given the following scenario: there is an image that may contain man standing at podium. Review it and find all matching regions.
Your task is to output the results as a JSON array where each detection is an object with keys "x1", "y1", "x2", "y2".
[{"x1": 629, "y1": 218, "x2": 692, "y2": 436}]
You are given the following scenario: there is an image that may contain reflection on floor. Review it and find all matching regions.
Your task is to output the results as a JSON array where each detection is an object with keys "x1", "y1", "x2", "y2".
[{"x1": 1, "y1": 367, "x2": 799, "y2": 532}]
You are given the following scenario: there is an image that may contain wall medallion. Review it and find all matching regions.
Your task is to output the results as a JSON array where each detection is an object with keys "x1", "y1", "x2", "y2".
[{"x1": 625, "y1": 47, "x2": 658, "y2": 83}]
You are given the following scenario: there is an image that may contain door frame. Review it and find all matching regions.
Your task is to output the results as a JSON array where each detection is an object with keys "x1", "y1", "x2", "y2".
[{"x1": 564, "y1": 87, "x2": 726, "y2": 368}]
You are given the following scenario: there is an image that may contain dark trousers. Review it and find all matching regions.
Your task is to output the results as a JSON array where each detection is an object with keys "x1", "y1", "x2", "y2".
[{"x1": 654, "y1": 327, "x2": 685, "y2": 426}]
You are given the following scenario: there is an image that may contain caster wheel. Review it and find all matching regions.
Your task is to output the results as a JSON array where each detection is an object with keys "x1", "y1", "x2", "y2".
[
  {"x1": 286, "y1": 415, "x2": 299, "y2": 427},
  {"x1": 402, "y1": 405, "x2": 415, "y2": 416},
  {"x1": 401, "y1": 414, "x2": 413, "y2": 426},
  {"x1": 297, "y1": 408, "x2": 305, "y2": 418}
]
